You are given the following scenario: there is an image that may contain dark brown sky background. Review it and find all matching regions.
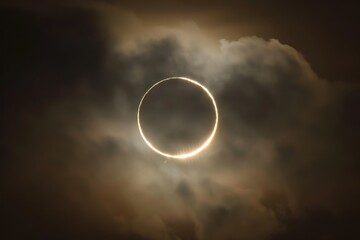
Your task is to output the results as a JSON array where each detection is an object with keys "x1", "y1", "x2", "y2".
[{"x1": 1, "y1": 1, "x2": 360, "y2": 240}]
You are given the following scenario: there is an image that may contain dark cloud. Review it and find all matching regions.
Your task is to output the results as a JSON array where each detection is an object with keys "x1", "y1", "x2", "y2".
[
  {"x1": 85, "y1": 0, "x2": 360, "y2": 83},
  {"x1": 1, "y1": 2, "x2": 360, "y2": 240}
]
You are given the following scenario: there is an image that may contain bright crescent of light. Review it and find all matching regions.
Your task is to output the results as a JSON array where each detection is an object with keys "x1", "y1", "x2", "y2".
[{"x1": 137, "y1": 77, "x2": 219, "y2": 160}]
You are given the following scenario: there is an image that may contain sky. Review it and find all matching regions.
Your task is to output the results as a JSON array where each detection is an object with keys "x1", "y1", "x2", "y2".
[{"x1": 1, "y1": 1, "x2": 360, "y2": 239}]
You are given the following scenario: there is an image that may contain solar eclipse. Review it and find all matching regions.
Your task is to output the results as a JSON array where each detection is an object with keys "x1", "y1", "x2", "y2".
[{"x1": 137, "y1": 77, "x2": 218, "y2": 160}]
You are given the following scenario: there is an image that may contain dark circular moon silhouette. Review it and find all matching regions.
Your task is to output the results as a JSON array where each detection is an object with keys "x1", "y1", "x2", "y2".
[{"x1": 137, "y1": 77, "x2": 218, "y2": 160}]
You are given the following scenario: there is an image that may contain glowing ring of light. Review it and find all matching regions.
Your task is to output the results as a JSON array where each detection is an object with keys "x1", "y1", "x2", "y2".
[{"x1": 137, "y1": 77, "x2": 218, "y2": 159}]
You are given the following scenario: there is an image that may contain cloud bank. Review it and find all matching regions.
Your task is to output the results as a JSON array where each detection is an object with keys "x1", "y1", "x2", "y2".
[{"x1": 1, "y1": 3, "x2": 359, "y2": 240}]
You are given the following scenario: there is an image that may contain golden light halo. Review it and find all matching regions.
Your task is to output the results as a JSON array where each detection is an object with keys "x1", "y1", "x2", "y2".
[{"x1": 137, "y1": 77, "x2": 218, "y2": 159}]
